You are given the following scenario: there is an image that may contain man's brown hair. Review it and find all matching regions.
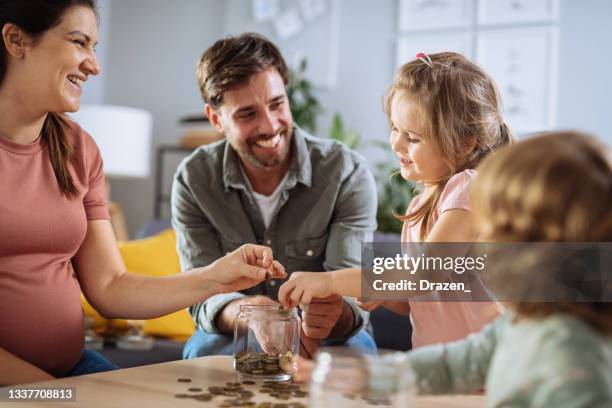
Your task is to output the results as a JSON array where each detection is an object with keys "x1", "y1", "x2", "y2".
[{"x1": 196, "y1": 33, "x2": 289, "y2": 108}]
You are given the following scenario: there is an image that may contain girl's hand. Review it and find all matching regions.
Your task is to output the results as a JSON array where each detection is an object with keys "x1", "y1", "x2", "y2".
[
  {"x1": 355, "y1": 298, "x2": 384, "y2": 312},
  {"x1": 205, "y1": 244, "x2": 286, "y2": 293},
  {"x1": 278, "y1": 272, "x2": 334, "y2": 309}
]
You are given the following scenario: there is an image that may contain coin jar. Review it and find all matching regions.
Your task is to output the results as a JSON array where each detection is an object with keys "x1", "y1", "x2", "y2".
[
  {"x1": 309, "y1": 347, "x2": 416, "y2": 407},
  {"x1": 233, "y1": 304, "x2": 300, "y2": 381}
]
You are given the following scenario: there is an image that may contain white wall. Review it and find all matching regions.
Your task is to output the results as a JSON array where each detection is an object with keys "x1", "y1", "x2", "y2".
[
  {"x1": 100, "y1": 0, "x2": 612, "y2": 237},
  {"x1": 556, "y1": 0, "x2": 612, "y2": 141},
  {"x1": 80, "y1": 0, "x2": 111, "y2": 104},
  {"x1": 102, "y1": 0, "x2": 224, "y2": 236}
]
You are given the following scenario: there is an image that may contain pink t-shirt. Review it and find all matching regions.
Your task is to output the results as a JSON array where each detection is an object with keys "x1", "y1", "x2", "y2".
[
  {"x1": 402, "y1": 169, "x2": 500, "y2": 348},
  {"x1": 0, "y1": 119, "x2": 109, "y2": 376}
]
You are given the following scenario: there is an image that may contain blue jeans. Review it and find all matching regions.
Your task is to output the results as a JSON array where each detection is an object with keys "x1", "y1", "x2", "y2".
[
  {"x1": 63, "y1": 349, "x2": 119, "y2": 377},
  {"x1": 183, "y1": 328, "x2": 377, "y2": 359}
]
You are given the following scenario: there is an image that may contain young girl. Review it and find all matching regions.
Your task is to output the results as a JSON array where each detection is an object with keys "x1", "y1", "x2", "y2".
[
  {"x1": 285, "y1": 132, "x2": 612, "y2": 406},
  {"x1": 280, "y1": 52, "x2": 510, "y2": 347}
]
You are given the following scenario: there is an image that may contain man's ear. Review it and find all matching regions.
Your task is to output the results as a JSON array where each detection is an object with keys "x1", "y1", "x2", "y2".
[
  {"x1": 2, "y1": 23, "x2": 28, "y2": 58},
  {"x1": 205, "y1": 104, "x2": 224, "y2": 133}
]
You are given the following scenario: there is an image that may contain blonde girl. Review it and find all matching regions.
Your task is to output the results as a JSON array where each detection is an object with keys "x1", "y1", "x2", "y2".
[
  {"x1": 280, "y1": 52, "x2": 511, "y2": 347},
  {"x1": 288, "y1": 132, "x2": 612, "y2": 407}
]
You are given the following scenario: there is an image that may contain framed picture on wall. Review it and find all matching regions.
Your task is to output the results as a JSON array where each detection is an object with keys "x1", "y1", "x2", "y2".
[
  {"x1": 398, "y1": 0, "x2": 473, "y2": 31},
  {"x1": 225, "y1": 0, "x2": 340, "y2": 88},
  {"x1": 476, "y1": 27, "x2": 559, "y2": 134},
  {"x1": 396, "y1": 32, "x2": 474, "y2": 68},
  {"x1": 477, "y1": 0, "x2": 559, "y2": 25}
]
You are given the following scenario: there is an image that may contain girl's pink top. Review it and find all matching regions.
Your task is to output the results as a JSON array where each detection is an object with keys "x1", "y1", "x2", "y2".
[{"x1": 402, "y1": 169, "x2": 501, "y2": 348}]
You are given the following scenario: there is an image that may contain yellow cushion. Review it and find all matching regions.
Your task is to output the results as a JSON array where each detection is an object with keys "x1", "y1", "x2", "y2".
[{"x1": 81, "y1": 229, "x2": 195, "y2": 341}]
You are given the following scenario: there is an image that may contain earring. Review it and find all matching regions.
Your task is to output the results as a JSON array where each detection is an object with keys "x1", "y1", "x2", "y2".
[{"x1": 15, "y1": 47, "x2": 23, "y2": 57}]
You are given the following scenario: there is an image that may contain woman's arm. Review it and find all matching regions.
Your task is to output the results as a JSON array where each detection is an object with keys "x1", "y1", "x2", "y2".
[
  {"x1": 0, "y1": 347, "x2": 55, "y2": 386},
  {"x1": 73, "y1": 220, "x2": 285, "y2": 319}
]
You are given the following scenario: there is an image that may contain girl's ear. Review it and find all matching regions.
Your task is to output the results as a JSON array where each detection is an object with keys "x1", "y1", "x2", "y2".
[
  {"x1": 2, "y1": 23, "x2": 28, "y2": 58},
  {"x1": 463, "y1": 135, "x2": 477, "y2": 158}
]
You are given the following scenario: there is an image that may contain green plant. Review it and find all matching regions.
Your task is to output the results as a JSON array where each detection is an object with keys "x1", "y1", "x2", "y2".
[
  {"x1": 329, "y1": 112, "x2": 360, "y2": 149},
  {"x1": 287, "y1": 59, "x2": 414, "y2": 234},
  {"x1": 326, "y1": 112, "x2": 416, "y2": 234},
  {"x1": 327, "y1": 115, "x2": 416, "y2": 233},
  {"x1": 371, "y1": 141, "x2": 416, "y2": 234},
  {"x1": 287, "y1": 59, "x2": 322, "y2": 134}
]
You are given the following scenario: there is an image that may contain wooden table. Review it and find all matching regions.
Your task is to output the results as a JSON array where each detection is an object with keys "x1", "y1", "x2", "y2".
[{"x1": 3, "y1": 356, "x2": 485, "y2": 407}]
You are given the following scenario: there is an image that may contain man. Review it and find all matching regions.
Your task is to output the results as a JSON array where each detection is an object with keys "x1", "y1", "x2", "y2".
[{"x1": 172, "y1": 33, "x2": 378, "y2": 358}]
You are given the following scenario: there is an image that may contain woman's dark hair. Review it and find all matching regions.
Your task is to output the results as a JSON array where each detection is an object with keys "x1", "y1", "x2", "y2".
[{"x1": 0, "y1": 0, "x2": 98, "y2": 197}]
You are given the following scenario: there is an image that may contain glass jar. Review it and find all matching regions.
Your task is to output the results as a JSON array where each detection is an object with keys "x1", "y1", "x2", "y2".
[
  {"x1": 310, "y1": 347, "x2": 416, "y2": 407},
  {"x1": 233, "y1": 305, "x2": 300, "y2": 381}
]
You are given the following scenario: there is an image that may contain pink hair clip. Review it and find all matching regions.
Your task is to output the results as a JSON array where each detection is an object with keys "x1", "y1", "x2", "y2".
[{"x1": 416, "y1": 52, "x2": 433, "y2": 68}]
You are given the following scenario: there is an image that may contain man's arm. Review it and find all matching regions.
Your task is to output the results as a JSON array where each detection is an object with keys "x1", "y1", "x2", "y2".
[
  {"x1": 323, "y1": 156, "x2": 378, "y2": 340},
  {"x1": 171, "y1": 168, "x2": 245, "y2": 334}
]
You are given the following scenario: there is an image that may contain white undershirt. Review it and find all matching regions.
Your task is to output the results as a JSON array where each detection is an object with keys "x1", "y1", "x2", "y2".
[{"x1": 241, "y1": 166, "x2": 289, "y2": 229}]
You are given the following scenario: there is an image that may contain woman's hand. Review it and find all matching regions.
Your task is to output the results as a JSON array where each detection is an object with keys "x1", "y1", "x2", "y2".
[
  {"x1": 278, "y1": 272, "x2": 334, "y2": 309},
  {"x1": 204, "y1": 244, "x2": 286, "y2": 293}
]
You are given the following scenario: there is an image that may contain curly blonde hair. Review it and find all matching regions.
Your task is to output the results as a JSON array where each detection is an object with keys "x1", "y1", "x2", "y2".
[{"x1": 472, "y1": 131, "x2": 612, "y2": 334}]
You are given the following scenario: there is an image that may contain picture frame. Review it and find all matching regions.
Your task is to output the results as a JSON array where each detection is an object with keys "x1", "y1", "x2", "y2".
[
  {"x1": 398, "y1": 0, "x2": 474, "y2": 31},
  {"x1": 476, "y1": 27, "x2": 559, "y2": 134},
  {"x1": 224, "y1": 0, "x2": 340, "y2": 88},
  {"x1": 477, "y1": 0, "x2": 559, "y2": 26}
]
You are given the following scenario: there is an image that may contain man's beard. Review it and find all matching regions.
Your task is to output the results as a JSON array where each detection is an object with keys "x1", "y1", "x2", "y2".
[{"x1": 236, "y1": 127, "x2": 292, "y2": 169}]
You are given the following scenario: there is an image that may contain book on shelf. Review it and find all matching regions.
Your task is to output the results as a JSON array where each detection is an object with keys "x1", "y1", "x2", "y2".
[{"x1": 178, "y1": 113, "x2": 224, "y2": 148}]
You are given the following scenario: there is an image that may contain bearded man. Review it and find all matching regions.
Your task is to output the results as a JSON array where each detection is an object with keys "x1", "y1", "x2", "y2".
[{"x1": 172, "y1": 33, "x2": 378, "y2": 358}]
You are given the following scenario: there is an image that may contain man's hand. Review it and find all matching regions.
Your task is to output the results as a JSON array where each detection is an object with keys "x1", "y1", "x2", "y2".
[
  {"x1": 355, "y1": 299, "x2": 412, "y2": 317},
  {"x1": 220, "y1": 296, "x2": 296, "y2": 355},
  {"x1": 298, "y1": 323, "x2": 321, "y2": 359},
  {"x1": 355, "y1": 298, "x2": 384, "y2": 312},
  {"x1": 300, "y1": 294, "x2": 348, "y2": 340}
]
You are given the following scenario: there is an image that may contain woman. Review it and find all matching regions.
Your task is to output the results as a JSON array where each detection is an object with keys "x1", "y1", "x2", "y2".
[{"x1": 0, "y1": 0, "x2": 284, "y2": 385}]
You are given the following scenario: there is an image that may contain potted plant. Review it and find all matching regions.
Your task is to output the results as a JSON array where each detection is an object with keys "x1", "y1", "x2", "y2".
[
  {"x1": 371, "y1": 140, "x2": 416, "y2": 236},
  {"x1": 287, "y1": 59, "x2": 322, "y2": 134},
  {"x1": 287, "y1": 60, "x2": 416, "y2": 236}
]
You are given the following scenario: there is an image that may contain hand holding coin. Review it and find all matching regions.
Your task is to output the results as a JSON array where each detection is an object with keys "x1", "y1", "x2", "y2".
[{"x1": 205, "y1": 244, "x2": 286, "y2": 293}]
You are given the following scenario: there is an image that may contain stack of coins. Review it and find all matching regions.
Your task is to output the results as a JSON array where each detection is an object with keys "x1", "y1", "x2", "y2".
[{"x1": 234, "y1": 351, "x2": 294, "y2": 377}]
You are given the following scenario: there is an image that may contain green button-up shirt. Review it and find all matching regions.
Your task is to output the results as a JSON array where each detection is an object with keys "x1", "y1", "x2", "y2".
[{"x1": 171, "y1": 128, "x2": 377, "y2": 338}]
